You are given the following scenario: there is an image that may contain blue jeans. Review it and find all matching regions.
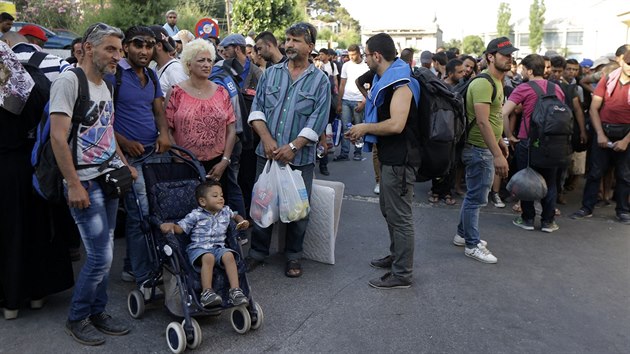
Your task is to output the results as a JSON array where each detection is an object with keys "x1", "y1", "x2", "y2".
[
  {"x1": 249, "y1": 157, "x2": 314, "y2": 261},
  {"x1": 457, "y1": 146, "x2": 494, "y2": 248},
  {"x1": 515, "y1": 141, "x2": 558, "y2": 222},
  {"x1": 124, "y1": 148, "x2": 165, "y2": 286},
  {"x1": 67, "y1": 181, "x2": 118, "y2": 321},
  {"x1": 340, "y1": 99, "x2": 364, "y2": 157}
]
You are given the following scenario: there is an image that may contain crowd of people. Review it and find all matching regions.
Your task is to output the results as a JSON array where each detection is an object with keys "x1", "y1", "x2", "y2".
[{"x1": 0, "y1": 7, "x2": 628, "y2": 347}]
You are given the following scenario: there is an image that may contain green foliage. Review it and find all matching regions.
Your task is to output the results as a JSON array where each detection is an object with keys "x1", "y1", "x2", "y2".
[
  {"x1": 496, "y1": 2, "x2": 512, "y2": 37},
  {"x1": 443, "y1": 38, "x2": 462, "y2": 52},
  {"x1": 335, "y1": 29, "x2": 360, "y2": 49},
  {"x1": 75, "y1": 0, "x2": 176, "y2": 34},
  {"x1": 529, "y1": 0, "x2": 545, "y2": 53},
  {"x1": 18, "y1": 0, "x2": 82, "y2": 29},
  {"x1": 462, "y1": 35, "x2": 485, "y2": 56},
  {"x1": 232, "y1": 0, "x2": 304, "y2": 39}
]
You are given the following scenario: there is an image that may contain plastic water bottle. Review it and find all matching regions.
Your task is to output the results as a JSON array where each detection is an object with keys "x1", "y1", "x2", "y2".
[
  {"x1": 316, "y1": 144, "x2": 326, "y2": 158},
  {"x1": 346, "y1": 123, "x2": 364, "y2": 149}
]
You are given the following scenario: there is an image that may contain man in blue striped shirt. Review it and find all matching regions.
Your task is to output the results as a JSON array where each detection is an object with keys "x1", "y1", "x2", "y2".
[{"x1": 246, "y1": 22, "x2": 331, "y2": 278}]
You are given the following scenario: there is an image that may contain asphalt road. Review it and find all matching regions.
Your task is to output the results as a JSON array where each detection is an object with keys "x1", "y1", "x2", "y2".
[{"x1": 2, "y1": 153, "x2": 629, "y2": 353}]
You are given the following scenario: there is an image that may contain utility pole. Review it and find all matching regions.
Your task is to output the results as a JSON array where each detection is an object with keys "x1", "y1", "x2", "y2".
[{"x1": 225, "y1": 0, "x2": 232, "y2": 34}]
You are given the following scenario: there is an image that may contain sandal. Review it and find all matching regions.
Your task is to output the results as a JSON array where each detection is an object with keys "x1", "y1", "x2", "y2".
[
  {"x1": 428, "y1": 194, "x2": 440, "y2": 203},
  {"x1": 442, "y1": 195, "x2": 457, "y2": 205},
  {"x1": 285, "y1": 260, "x2": 302, "y2": 278}
]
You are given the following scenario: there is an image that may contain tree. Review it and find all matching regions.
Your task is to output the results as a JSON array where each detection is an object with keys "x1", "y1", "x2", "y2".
[
  {"x1": 462, "y1": 35, "x2": 485, "y2": 56},
  {"x1": 443, "y1": 39, "x2": 462, "y2": 52},
  {"x1": 529, "y1": 0, "x2": 545, "y2": 53},
  {"x1": 496, "y1": 2, "x2": 512, "y2": 37},
  {"x1": 232, "y1": 0, "x2": 304, "y2": 40}
]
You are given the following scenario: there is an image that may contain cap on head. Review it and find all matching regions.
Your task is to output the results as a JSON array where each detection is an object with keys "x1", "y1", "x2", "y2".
[
  {"x1": 219, "y1": 34, "x2": 246, "y2": 47},
  {"x1": 592, "y1": 56, "x2": 610, "y2": 69},
  {"x1": 579, "y1": 58, "x2": 593, "y2": 68},
  {"x1": 486, "y1": 37, "x2": 518, "y2": 55},
  {"x1": 149, "y1": 25, "x2": 174, "y2": 52},
  {"x1": 420, "y1": 50, "x2": 432, "y2": 64},
  {"x1": 18, "y1": 25, "x2": 47, "y2": 42}
]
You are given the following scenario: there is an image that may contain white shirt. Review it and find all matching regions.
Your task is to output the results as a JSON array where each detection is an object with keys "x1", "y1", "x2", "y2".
[
  {"x1": 340, "y1": 60, "x2": 369, "y2": 102},
  {"x1": 157, "y1": 59, "x2": 188, "y2": 97}
]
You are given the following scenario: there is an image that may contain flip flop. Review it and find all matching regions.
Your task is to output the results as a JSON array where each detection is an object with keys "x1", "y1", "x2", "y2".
[
  {"x1": 428, "y1": 194, "x2": 440, "y2": 203},
  {"x1": 442, "y1": 195, "x2": 457, "y2": 205},
  {"x1": 285, "y1": 260, "x2": 302, "y2": 278}
]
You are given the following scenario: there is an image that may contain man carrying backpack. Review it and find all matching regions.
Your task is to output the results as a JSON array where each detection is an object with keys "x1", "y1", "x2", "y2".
[
  {"x1": 455, "y1": 37, "x2": 515, "y2": 264},
  {"x1": 50, "y1": 23, "x2": 136, "y2": 346},
  {"x1": 345, "y1": 33, "x2": 420, "y2": 289},
  {"x1": 502, "y1": 54, "x2": 567, "y2": 233}
]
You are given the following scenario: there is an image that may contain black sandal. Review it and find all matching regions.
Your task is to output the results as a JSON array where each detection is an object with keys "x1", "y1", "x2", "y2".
[{"x1": 285, "y1": 260, "x2": 302, "y2": 278}]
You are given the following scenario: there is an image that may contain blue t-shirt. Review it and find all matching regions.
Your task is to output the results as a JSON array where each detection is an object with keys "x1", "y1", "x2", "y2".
[{"x1": 110, "y1": 58, "x2": 163, "y2": 146}]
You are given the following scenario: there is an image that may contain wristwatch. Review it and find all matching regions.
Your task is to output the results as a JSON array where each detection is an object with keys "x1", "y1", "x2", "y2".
[
  {"x1": 222, "y1": 156, "x2": 231, "y2": 163},
  {"x1": 289, "y1": 142, "x2": 298, "y2": 153}
]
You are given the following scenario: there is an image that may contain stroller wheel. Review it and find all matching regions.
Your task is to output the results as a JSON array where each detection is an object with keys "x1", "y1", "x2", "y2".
[
  {"x1": 182, "y1": 317, "x2": 202, "y2": 349},
  {"x1": 230, "y1": 306, "x2": 251, "y2": 334},
  {"x1": 250, "y1": 302, "x2": 264, "y2": 330},
  {"x1": 166, "y1": 321, "x2": 187, "y2": 353},
  {"x1": 127, "y1": 290, "x2": 145, "y2": 319}
]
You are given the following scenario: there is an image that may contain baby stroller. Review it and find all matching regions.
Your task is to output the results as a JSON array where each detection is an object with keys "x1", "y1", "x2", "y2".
[{"x1": 125, "y1": 146, "x2": 264, "y2": 353}]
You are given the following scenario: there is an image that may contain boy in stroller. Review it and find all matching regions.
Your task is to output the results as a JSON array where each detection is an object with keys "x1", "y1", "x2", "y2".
[{"x1": 160, "y1": 181, "x2": 250, "y2": 308}]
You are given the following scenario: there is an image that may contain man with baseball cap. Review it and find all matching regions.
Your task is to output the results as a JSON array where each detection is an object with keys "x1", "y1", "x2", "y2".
[
  {"x1": 6, "y1": 28, "x2": 69, "y2": 81},
  {"x1": 149, "y1": 25, "x2": 187, "y2": 96},
  {"x1": 18, "y1": 24, "x2": 47, "y2": 47},
  {"x1": 454, "y1": 37, "x2": 517, "y2": 264}
]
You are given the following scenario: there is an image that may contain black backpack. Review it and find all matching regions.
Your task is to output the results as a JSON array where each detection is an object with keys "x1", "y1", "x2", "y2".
[
  {"x1": 32, "y1": 68, "x2": 113, "y2": 202},
  {"x1": 455, "y1": 73, "x2": 498, "y2": 137},
  {"x1": 410, "y1": 67, "x2": 466, "y2": 181},
  {"x1": 525, "y1": 81, "x2": 574, "y2": 168}
]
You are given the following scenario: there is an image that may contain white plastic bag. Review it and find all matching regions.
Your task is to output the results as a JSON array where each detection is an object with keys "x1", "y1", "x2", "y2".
[
  {"x1": 277, "y1": 163, "x2": 310, "y2": 223},
  {"x1": 250, "y1": 160, "x2": 279, "y2": 228}
]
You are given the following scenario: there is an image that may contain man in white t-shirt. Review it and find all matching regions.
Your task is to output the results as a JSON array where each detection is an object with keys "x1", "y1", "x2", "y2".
[
  {"x1": 336, "y1": 44, "x2": 369, "y2": 161},
  {"x1": 150, "y1": 25, "x2": 187, "y2": 96}
]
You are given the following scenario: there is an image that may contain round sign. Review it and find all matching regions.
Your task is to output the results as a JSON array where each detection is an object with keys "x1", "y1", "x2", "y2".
[{"x1": 194, "y1": 18, "x2": 220, "y2": 39}]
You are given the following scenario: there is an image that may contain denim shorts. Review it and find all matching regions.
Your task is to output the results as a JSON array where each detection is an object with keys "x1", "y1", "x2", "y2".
[{"x1": 188, "y1": 246, "x2": 238, "y2": 273}]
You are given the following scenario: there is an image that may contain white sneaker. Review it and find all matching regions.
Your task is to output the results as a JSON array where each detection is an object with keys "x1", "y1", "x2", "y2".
[
  {"x1": 464, "y1": 244, "x2": 498, "y2": 264},
  {"x1": 490, "y1": 192, "x2": 505, "y2": 208},
  {"x1": 453, "y1": 234, "x2": 487, "y2": 247},
  {"x1": 374, "y1": 184, "x2": 380, "y2": 195}
]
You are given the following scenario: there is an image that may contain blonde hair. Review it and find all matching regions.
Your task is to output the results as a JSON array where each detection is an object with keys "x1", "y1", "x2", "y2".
[{"x1": 180, "y1": 38, "x2": 216, "y2": 76}]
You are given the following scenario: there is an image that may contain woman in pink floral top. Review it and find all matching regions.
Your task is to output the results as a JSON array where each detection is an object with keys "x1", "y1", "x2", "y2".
[{"x1": 166, "y1": 38, "x2": 236, "y2": 201}]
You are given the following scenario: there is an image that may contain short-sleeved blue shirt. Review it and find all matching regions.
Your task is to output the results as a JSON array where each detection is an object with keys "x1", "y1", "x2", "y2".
[{"x1": 110, "y1": 58, "x2": 163, "y2": 146}]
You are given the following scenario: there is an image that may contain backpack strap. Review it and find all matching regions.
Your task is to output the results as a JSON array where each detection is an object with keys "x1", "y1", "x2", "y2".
[
  {"x1": 465, "y1": 73, "x2": 498, "y2": 136},
  {"x1": 69, "y1": 67, "x2": 91, "y2": 167},
  {"x1": 27, "y1": 51, "x2": 48, "y2": 68},
  {"x1": 114, "y1": 64, "x2": 159, "y2": 102}
]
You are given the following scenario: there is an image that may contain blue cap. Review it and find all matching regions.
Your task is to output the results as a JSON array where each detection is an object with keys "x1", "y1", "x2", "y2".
[
  {"x1": 219, "y1": 34, "x2": 246, "y2": 47},
  {"x1": 580, "y1": 58, "x2": 593, "y2": 68}
]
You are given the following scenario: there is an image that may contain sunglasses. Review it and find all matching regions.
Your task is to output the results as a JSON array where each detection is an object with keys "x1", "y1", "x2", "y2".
[
  {"x1": 84, "y1": 22, "x2": 111, "y2": 42},
  {"x1": 130, "y1": 37, "x2": 156, "y2": 49},
  {"x1": 288, "y1": 23, "x2": 314, "y2": 45}
]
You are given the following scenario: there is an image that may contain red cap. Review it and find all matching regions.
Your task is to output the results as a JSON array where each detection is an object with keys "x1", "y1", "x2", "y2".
[{"x1": 18, "y1": 25, "x2": 48, "y2": 42}]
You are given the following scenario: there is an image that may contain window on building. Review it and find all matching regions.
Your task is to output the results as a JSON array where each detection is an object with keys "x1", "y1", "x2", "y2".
[
  {"x1": 519, "y1": 33, "x2": 529, "y2": 47},
  {"x1": 544, "y1": 32, "x2": 562, "y2": 49},
  {"x1": 566, "y1": 31, "x2": 583, "y2": 46}
]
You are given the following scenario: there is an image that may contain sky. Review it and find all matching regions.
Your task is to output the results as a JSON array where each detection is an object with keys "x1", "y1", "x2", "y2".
[{"x1": 338, "y1": 0, "x2": 581, "y2": 41}]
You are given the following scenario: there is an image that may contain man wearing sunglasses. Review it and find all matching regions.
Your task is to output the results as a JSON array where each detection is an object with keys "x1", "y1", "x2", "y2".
[
  {"x1": 110, "y1": 25, "x2": 172, "y2": 293},
  {"x1": 246, "y1": 22, "x2": 331, "y2": 278},
  {"x1": 50, "y1": 22, "x2": 134, "y2": 346}
]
